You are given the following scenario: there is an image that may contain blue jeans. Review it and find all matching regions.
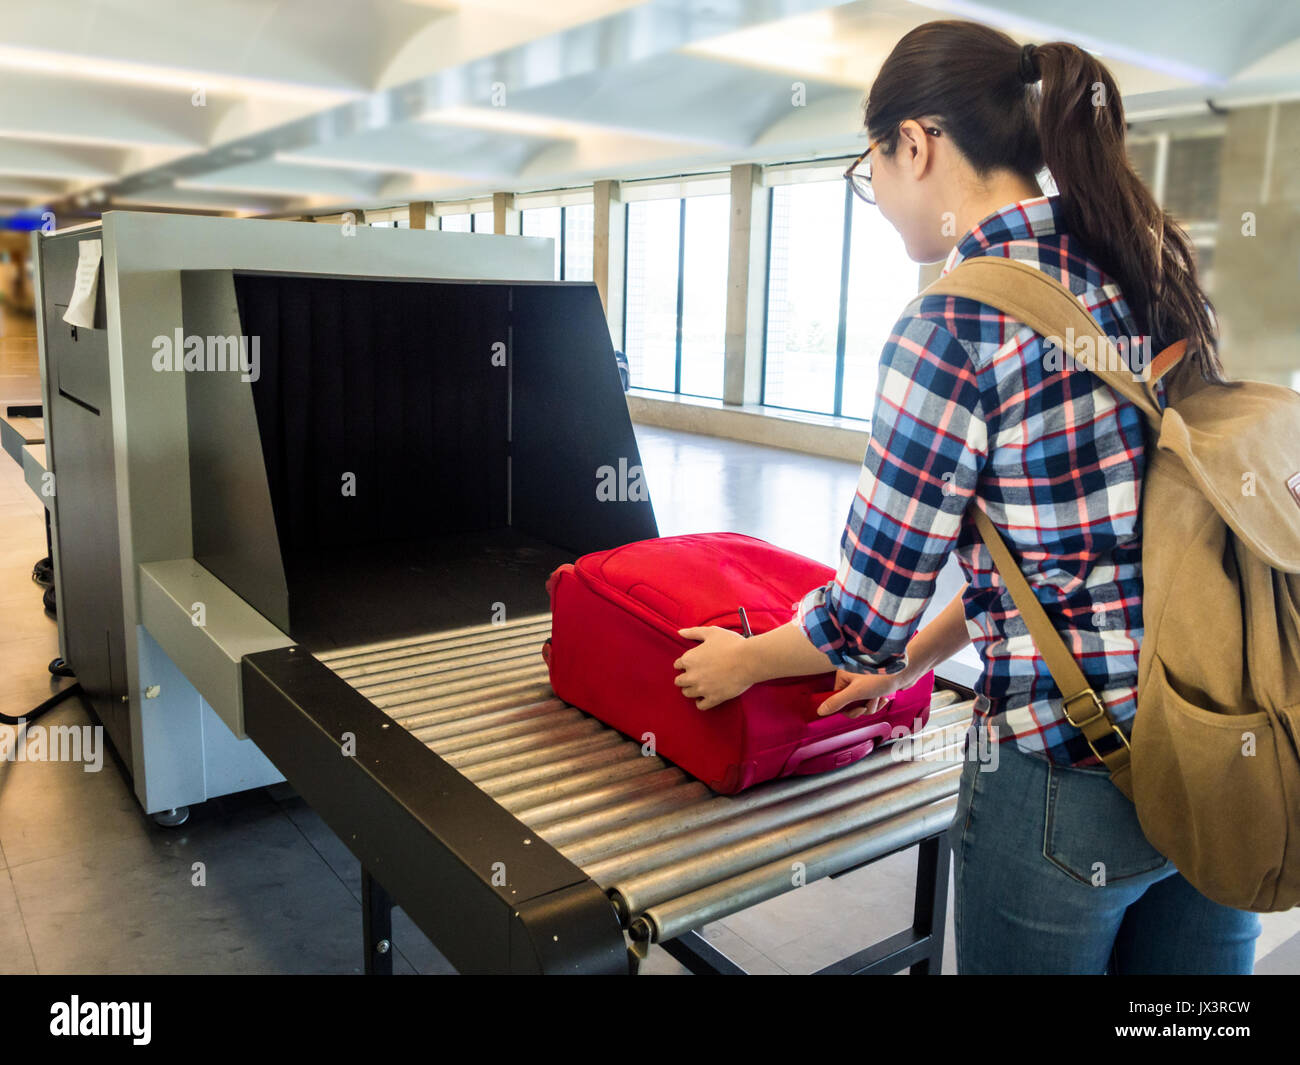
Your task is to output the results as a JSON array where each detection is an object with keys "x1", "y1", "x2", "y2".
[{"x1": 946, "y1": 729, "x2": 1262, "y2": 974}]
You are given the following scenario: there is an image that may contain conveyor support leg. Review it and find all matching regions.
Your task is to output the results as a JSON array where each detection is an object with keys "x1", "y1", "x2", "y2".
[{"x1": 362, "y1": 868, "x2": 394, "y2": 976}]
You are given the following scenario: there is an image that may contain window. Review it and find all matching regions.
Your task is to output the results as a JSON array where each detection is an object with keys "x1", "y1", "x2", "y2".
[
  {"x1": 625, "y1": 199, "x2": 680, "y2": 392},
  {"x1": 841, "y1": 199, "x2": 923, "y2": 420},
  {"x1": 439, "y1": 213, "x2": 470, "y2": 233},
  {"x1": 623, "y1": 192, "x2": 729, "y2": 399},
  {"x1": 472, "y1": 210, "x2": 494, "y2": 234},
  {"x1": 1165, "y1": 135, "x2": 1222, "y2": 223},
  {"x1": 763, "y1": 179, "x2": 918, "y2": 419},
  {"x1": 520, "y1": 203, "x2": 595, "y2": 281},
  {"x1": 763, "y1": 182, "x2": 844, "y2": 414},
  {"x1": 1128, "y1": 140, "x2": 1159, "y2": 190},
  {"x1": 679, "y1": 195, "x2": 729, "y2": 398},
  {"x1": 366, "y1": 206, "x2": 409, "y2": 228},
  {"x1": 521, "y1": 206, "x2": 562, "y2": 278},
  {"x1": 564, "y1": 203, "x2": 594, "y2": 282}
]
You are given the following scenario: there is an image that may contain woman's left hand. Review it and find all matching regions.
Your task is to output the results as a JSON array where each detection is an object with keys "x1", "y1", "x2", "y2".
[{"x1": 673, "y1": 626, "x2": 754, "y2": 710}]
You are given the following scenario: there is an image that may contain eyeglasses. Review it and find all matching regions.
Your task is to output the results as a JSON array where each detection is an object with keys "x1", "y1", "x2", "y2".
[{"x1": 844, "y1": 125, "x2": 943, "y2": 205}]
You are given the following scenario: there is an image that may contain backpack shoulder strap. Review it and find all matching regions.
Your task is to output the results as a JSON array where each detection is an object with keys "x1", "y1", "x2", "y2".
[
  {"x1": 968, "y1": 506, "x2": 1132, "y2": 775},
  {"x1": 923, "y1": 256, "x2": 1171, "y2": 433}
]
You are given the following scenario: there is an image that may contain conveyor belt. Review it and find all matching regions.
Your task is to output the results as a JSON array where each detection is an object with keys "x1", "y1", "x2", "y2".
[{"x1": 316, "y1": 612, "x2": 975, "y2": 948}]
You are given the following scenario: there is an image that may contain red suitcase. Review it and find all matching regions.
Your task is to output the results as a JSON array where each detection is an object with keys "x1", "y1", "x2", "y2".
[{"x1": 543, "y1": 532, "x2": 934, "y2": 794}]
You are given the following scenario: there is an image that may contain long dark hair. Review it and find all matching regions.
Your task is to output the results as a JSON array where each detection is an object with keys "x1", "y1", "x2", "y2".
[{"x1": 865, "y1": 19, "x2": 1227, "y2": 383}]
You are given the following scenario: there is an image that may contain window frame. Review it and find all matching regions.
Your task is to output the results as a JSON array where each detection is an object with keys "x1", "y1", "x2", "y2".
[
  {"x1": 760, "y1": 179, "x2": 875, "y2": 421},
  {"x1": 520, "y1": 202, "x2": 599, "y2": 281},
  {"x1": 621, "y1": 192, "x2": 728, "y2": 400}
]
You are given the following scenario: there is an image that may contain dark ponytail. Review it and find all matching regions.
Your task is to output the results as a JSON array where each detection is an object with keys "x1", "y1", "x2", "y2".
[{"x1": 865, "y1": 20, "x2": 1227, "y2": 383}]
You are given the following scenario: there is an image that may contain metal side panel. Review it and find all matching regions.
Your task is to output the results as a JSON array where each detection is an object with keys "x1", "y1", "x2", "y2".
[
  {"x1": 30, "y1": 228, "x2": 69, "y2": 667},
  {"x1": 138, "y1": 558, "x2": 293, "y2": 737},
  {"x1": 0, "y1": 412, "x2": 40, "y2": 465},
  {"x1": 21, "y1": 444, "x2": 48, "y2": 508},
  {"x1": 133, "y1": 626, "x2": 283, "y2": 814},
  {"x1": 510, "y1": 282, "x2": 659, "y2": 555},
  {"x1": 180, "y1": 270, "x2": 290, "y2": 632},
  {"x1": 241, "y1": 645, "x2": 628, "y2": 975},
  {"x1": 35, "y1": 224, "x2": 130, "y2": 763}
]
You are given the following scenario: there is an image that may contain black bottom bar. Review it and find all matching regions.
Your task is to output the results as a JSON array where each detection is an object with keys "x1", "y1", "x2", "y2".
[
  {"x1": 657, "y1": 832, "x2": 951, "y2": 976},
  {"x1": 814, "y1": 834, "x2": 950, "y2": 975},
  {"x1": 362, "y1": 868, "x2": 394, "y2": 976},
  {"x1": 660, "y1": 930, "x2": 750, "y2": 975}
]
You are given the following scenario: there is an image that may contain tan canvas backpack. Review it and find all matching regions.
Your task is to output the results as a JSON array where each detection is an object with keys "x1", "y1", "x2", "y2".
[{"x1": 926, "y1": 256, "x2": 1300, "y2": 912}]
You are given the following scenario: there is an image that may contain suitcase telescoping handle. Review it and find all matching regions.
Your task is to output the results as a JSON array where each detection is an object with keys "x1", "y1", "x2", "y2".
[{"x1": 737, "y1": 606, "x2": 753, "y2": 638}]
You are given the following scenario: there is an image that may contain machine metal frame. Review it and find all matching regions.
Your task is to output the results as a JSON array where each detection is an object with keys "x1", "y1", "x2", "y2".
[{"x1": 30, "y1": 211, "x2": 556, "y2": 816}]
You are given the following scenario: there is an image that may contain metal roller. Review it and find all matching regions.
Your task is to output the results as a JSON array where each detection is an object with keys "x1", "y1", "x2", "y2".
[
  {"x1": 342, "y1": 645, "x2": 547, "y2": 692},
  {"x1": 583, "y1": 749, "x2": 963, "y2": 884},
  {"x1": 606, "y1": 766, "x2": 961, "y2": 921},
  {"x1": 562, "y1": 707, "x2": 972, "y2": 866},
  {"x1": 629, "y1": 796, "x2": 959, "y2": 945},
  {"x1": 413, "y1": 700, "x2": 571, "y2": 743},
  {"x1": 490, "y1": 755, "x2": 669, "y2": 811},
  {"x1": 513, "y1": 768, "x2": 696, "y2": 825},
  {"x1": 452, "y1": 730, "x2": 624, "y2": 778},
  {"x1": 928, "y1": 688, "x2": 962, "y2": 711},
  {"x1": 350, "y1": 644, "x2": 547, "y2": 689},
  {"x1": 331, "y1": 627, "x2": 549, "y2": 672},
  {"x1": 358, "y1": 662, "x2": 551, "y2": 703},
  {"x1": 439, "y1": 719, "x2": 607, "y2": 768},
  {"x1": 388, "y1": 693, "x2": 562, "y2": 730},
  {"x1": 383, "y1": 681, "x2": 557, "y2": 722},
  {"x1": 416, "y1": 708, "x2": 586, "y2": 753},
  {"x1": 367, "y1": 667, "x2": 552, "y2": 711},
  {"x1": 317, "y1": 613, "x2": 552, "y2": 663},
  {"x1": 332, "y1": 631, "x2": 550, "y2": 679},
  {"x1": 321, "y1": 626, "x2": 552, "y2": 673},
  {"x1": 473, "y1": 742, "x2": 647, "y2": 793},
  {"x1": 532, "y1": 780, "x2": 714, "y2": 839}
]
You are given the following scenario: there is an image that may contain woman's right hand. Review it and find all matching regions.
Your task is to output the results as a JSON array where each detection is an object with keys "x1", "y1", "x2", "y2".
[{"x1": 817, "y1": 667, "x2": 914, "y2": 718}]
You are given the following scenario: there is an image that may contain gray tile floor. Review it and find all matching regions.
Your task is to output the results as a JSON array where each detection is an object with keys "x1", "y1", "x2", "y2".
[{"x1": 2, "y1": 307, "x2": 1297, "y2": 975}]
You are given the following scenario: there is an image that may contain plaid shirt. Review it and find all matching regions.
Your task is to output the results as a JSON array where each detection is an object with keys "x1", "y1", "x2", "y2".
[{"x1": 796, "y1": 195, "x2": 1167, "y2": 768}]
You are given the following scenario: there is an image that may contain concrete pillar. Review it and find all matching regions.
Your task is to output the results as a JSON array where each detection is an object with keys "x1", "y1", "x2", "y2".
[
  {"x1": 593, "y1": 179, "x2": 626, "y2": 347},
  {"x1": 493, "y1": 192, "x2": 519, "y2": 235},
  {"x1": 408, "y1": 201, "x2": 434, "y2": 230},
  {"x1": 723, "y1": 163, "x2": 769, "y2": 406},
  {"x1": 1210, "y1": 101, "x2": 1300, "y2": 385}
]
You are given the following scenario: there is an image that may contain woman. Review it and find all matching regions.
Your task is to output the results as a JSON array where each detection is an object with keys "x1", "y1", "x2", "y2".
[{"x1": 672, "y1": 19, "x2": 1261, "y2": 975}]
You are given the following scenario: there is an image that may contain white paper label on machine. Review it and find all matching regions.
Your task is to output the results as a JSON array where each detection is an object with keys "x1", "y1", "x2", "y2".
[{"x1": 62, "y1": 238, "x2": 102, "y2": 329}]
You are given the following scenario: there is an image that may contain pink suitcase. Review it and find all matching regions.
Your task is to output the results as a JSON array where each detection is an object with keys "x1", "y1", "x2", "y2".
[{"x1": 544, "y1": 532, "x2": 934, "y2": 793}]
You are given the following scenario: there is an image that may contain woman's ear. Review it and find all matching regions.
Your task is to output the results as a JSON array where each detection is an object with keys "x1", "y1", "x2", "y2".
[{"x1": 896, "y1": 119, "x2": 934, "y2": 178}]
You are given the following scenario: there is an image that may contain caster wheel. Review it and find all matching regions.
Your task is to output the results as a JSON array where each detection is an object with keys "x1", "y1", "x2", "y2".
[{"x1": 152, "y1": 807, "x2": 190, "y2": 828}]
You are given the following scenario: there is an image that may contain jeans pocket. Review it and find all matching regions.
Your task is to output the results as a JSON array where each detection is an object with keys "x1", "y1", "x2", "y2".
[{"x1": 1042, "y1": 761, "x2": 1170, "y2": 885}]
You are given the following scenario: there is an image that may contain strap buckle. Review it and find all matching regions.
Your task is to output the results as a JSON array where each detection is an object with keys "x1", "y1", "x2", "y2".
[
  {"x1": 1062, "y1": 688, "x2": 1106, "y2": 729},
  {"x1": 1063, "y1": 689, "x2": 1131, "y2": 763}
]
